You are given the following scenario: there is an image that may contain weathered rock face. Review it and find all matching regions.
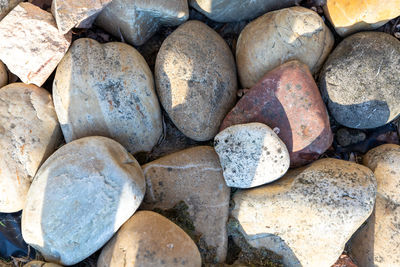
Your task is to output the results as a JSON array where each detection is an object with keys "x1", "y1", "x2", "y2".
[
  {"x1": 0, "y1": 83, "x2": 61, "y2": 213},
  {"x1": 155, "y1": 20, "x2": 237, "y2": 141},
  {"x1": 320, "y1": 32, "x2": 400, "y2": 129},
  {"x1": 96, "y1": 0, "x2": 189, "y2": 46},
  {"x1": 214, "y1": 123, "x2": 289, "y2": 188},
  {"x1": 236, "y1": 6, "x2": 333, "y2": 89},
  {"x1": 0, "y1": 60, "x2": 7, "y2": 88},
  {"x1": 24, "y1": 261, "x2": 62, "y2": 267},
  {"x1": 141, "y1": 146, "x2": 230, "y2": 263},
  {"x1": 0, "y1": 3, "x2": 71, "y2": 86},
  {"x1": 189, "y1": 0, "x2": 296, "y2": 22},
  {"x1": 0, "y1": 0, "x2": 22, "y2": 20},
  {"x1": 221, "y1": 61, "x2": 333, "y2": 167},
  {"x1": 324, "y1": 0, "x2": 400, "y2": 36},
  {"x1": 53, "y1": 38, "x2": 162, "y2": 154},
  {"x1": 22, "y1": 136, "x2": 146, "y2": 266},
  {"x1": 98, "y1": 211, "x2": 202, "y2": 267},
  {"x1": 231, "y1": 158, "x2": 377, "y2": 267}
]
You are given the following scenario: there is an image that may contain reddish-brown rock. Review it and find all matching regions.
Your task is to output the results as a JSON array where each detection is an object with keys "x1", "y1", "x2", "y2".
[{"x1": 220, "y1": 60, "x2": 332, "y2": 167}]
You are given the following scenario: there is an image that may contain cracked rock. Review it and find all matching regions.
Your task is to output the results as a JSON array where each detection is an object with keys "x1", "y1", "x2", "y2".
[{"x1": 0, "y1": 60, "x2": 7, "y2": 88}]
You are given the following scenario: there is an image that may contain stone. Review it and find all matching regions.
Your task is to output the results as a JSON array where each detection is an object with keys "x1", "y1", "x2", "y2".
[
  {"x1": 189, "y1": 0, "x2": 297, "y2": 23},
  {"x1": 0, "y1": 0, "x2": 22, "y2": 20},
  {"x1": 155, "y1": 20, "x2": 237, "y2": 141},
  {"x1": 96, "y1": 0, "x2": 189, "y2": 46},
  {"x1": 53, "y1": 38, "x2": 162, "y2": 154},
  {"x1": 52, "y1": 0, "x2": 112, "y2": 34},
  {"x1": 24, "y1": 261, "x2": 62, "y2": 267},
  {"x1": 231, "y1": 158, "x2": 376, "y2": 267},
  {"x1": 214, "y1": 123, "x2": 289, "y2": 188},
  {"x1": 324, "y1": 0, "x2": 400, "y2": 37},
  {"x1": 98, "y1": 211, "x2": 202, "y2": 267},
  {"x1": 141, "y1": 146, "x2": 230, "y2": 263},
  {"x1": 0, "y1": 60, "x2": 7, "y2": 88},
  {"x1": 336, "y1": 128, "x2": 366, "y2": 147},
  {"x1": 0, "y1": 83, "x2": 61, "y2": 213},
  {"x1": 0, "y1": 3, "x2": 71, "y2": 86},
  {"x1": 236, "y1": 6, "x2": 334, "y2": 89},
  {"x1": 221, "y1": 60, "x2": 333, "y2": 167},
  {"x1": 22, "y1": 136, "x2": 146, "y2": 266},
  {"x1": 320, "y1": 32, "x2": 400, "y2": 129}
]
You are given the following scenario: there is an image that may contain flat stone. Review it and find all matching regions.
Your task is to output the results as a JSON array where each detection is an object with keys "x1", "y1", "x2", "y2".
[
  {"x1": 214, "y1": 123, "x2": 289, "y2": 188},
  {"x1": 141, "y1": 146, "x2": 230, "y2": 263},
  {"x1": 236, "y1": 6, "x2": 333, "y2": 88},
  {"x1": 0, "y1": 83, "x2": 61, "y2": 213},
  {"x1": 53, "y1": 38, "x2": 162, "y2": 154},
  {"x1": 0, "y1": 0, "x2": 22, "y2": 20},
  {"x1": 24, "y1": 261, "x2": 62, "y2": 267},
  {"x1": 221, "y1": 60, "x2": 333, "y2": 167},
  {"x1": 22, "y1": 136, "x2": 146, "y2": 266},
  {"x1": 0, "y1": 60, "x2": 7, "y2": 88},
  {"x1": 98, "y1": 211, "x2": 201, "y2": 267},
  {"x1": 155, "y1": 20, "x2": 237, "y2": 141},
  {"x1": 231, "y1": 158, "x2": 376, "y2": 267},
  {"x1": 320, "y1": 32, "x2": 400, "y2": 129},
  {"x1": 0, "y1": 3, "x2": 71, "y2": 86},
  {"x1": 96, "y1": 0, "x2": 189, "y2": 46}
]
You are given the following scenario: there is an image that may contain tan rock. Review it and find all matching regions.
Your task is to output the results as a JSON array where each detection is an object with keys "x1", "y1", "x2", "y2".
[
  {"x1": 0, "y1": 0, "x2": 23, "y2": 20},
  {"x1": 0, "y1": 60, "x2": 7, "y2": 88},
  {"x1": 141, "y1": 146, "x2": 230, "y2": 263},
  {"x1": 24, "y1": 261, "x2": 62, "y2": 267}
]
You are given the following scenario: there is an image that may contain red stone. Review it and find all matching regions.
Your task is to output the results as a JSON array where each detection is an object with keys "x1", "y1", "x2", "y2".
[{"x1": 220, "y1": 60, "x2": 333, "y2": 167}]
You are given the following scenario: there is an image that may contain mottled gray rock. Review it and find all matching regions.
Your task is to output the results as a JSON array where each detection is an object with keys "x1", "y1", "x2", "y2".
[
  {"x1": 53, "y1": 38, "x2": 162, "y2": 154},
  {"x1": 0, "y1": 60, "x2": 7, "y2": 88},
  {"x1": 96, "y1": 0, "x2": 189, "y2": 46},
  {"x1": 0, "y1": 0, "x2": 22, "y2": 20},
  {"x1": 320, "y1": 32, "x2": 400, "y2": 129},
  {"x1": 156, "y1": 20, "x2": 237, "y2": 141},
  {"x1": 214, "y1": 123, "x2": 289, "y2": 188},
  {"x1": 22, "y1": 136, "x2": 145, "y2": 266},
  {"x1": 0, "y1": 83, "x2": 61, "y2": 213}
]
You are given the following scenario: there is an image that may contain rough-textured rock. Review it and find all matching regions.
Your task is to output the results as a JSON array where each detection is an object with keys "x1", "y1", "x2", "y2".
[
  {"x1": 24, "y1": 261, "x2": 62, "y2": 267},
  {"x1": 0, "y1": 83, "x2": 60, "y2": 213},
  {"x1": 0, "y1": 60, "x2": 7, "y2": 88},
  {"x1": 0, "y1": 0, "x2": 22, "y2": 20},
  {"x1": 52, "y1": 0, "x2": 112, "y2": 34},
  {"x1": 231, "y1": 158, "x2": 377, "y2": 267},
  {"x1": 98, "y1": 211, "x2": 201, "y2": 267},
  {"x1": 236, "y1": 6, "x2": 333, "y2": 88},
  {"x1": 155, "y1": 20, "x2": 237, "y2": 141},
  {"x1": 53, "y1": 38, "x2": 162, "y2": 154},
  {"x1": 336, "y1": 128, "x2": 366, "y2": 147},
  {"x1": 189, "y1": 0, "x2": 296, "y2": 22},
  {"x1": 320, "y1": 32, "x2": 400, "y2": 129},
  {"x1": 324, "y1": 0, "x2": 400, "y2": 36},
  {"x1": 0, "y1": 3, "x2": 71, "y2": 86},
  {"x1": 96, "y1": 0, "x2": 189, "y2": 46},
  {"x1": 214, "y1": 123, "x2": 289, "y2": 188},
  {"x1": 141, "y1": 146, "x2": 230, "y2": 263},
  {"x1": 22, "y1": 136, "x2": 146, "y2": 266}
]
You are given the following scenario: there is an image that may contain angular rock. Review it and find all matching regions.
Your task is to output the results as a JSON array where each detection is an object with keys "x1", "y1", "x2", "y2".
[
  {"x1": 236, "y1": 6, "x2": 333, "y2": 88},
  {"x1": 0, "y1": 0, "x2": 22, "y2": 20},
  {"x1": 155, "y1": 20, "x2": 237, "y2": 141},
  {"x1": 96, "y1": 0, "x2": 189, "y2": 46},
  {"x1": 0, "y1": 3, "x2": 71, "y2": 86},
  {"x1": 98, "y1": 211, "x2": 202, "y2": 267},
  {"x1": 24, "y1": 261, "x2": 62, "y2": 267},
  {"x1": 231, "y1": 158, "x2": 377, "y2": 267},
  {"x1": 53, "y1": 38, "x2": 162, "y2": 154},
  {"x1": 221, "y1": 60, "x2": 333, "y2": 167},
  {"x1": 214, "y1": 123, "x2": 289, "y2": 188},
  {"x1": 0, "y1": 83, "x2": 61, "y2": 213},
  {"x1": 320, "y1": 32, "x2": 400, "y2": 129},
  {"x1": 22, "y1": 136, "x2": 146, "y2": 266},
  {"x1": 141, "y1": 146, "x2": 230, "y2": 263},
  {"x1": 0, "y1": 60, "x2": 7, "y2": 88}
]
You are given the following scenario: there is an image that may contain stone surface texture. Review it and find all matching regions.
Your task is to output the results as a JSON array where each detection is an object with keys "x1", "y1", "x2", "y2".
[
  {"x1": 141, "y1": 146, "x2": 230, "y2": 263},
  {"x1": 0, "y1": 3, "x2": 71, "y2": 86},
  {"x1": 0, "y1": 60, "x2": 7, "y2": 88},
  {"x1": 236, "y1": 6, "x2": 333, "y2": 89},
  {"x1": 232, "y1": 158, "x2": 377, "y2": 267},
  {"x1": 320, "y1": 32, "x2": 400, "y2": 129},
  {"x1": 0, "y1": 83, "x2": 61, "y2": 213},
  {"x1": 96, "y1": 0, "x2": 189, "y2": 46},
  {"x1": 98, "y1": 211, "x2": 202, "y2": 267},
  {"x1": 24, "y1": 261, "x2": 62, "y2": 267},
  {"x1": 214, "y1": 123, "x2": 289, "y2": 188},
  {"x1": 53, "y1": 38, "x2": 162, "y2": 154},
  {"x1": 0, "y1": 0, "x2": 22, "y2": 20},
  {"x1": 155, "y1": 20, "x2": 237, "y2": 141},
  {"x1": 22, "y1": 136, "x2": 146, "y2": 266}
]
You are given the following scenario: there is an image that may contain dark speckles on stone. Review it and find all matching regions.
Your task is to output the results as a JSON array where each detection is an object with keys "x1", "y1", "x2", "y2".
[
  {"x1": 10, "y1": 123, "x2": 15, "y2": 129},
  {"x1": 167, "y1": 167, "x2": 172, "y2": 172}
]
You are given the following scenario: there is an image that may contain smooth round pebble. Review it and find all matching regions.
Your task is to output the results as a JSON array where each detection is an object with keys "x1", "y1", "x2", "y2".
[{"x1": 0, "y1": 60, "x2": 7, "y2": 88}]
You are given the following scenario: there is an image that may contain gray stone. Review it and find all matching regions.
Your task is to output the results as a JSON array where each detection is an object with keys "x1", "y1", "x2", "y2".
[
  {"x1": 0, "y1": 0, "x2": 22, "y2": 20},
  {"x1": 22, "y1": 136, "x2": 146, "y2": 266},
  {"x1": 320, "y1": 31, "x2": 400, "y2": 129},
  {"x1": 0, "y1": 60, "x2": 7, "y2": 88}
]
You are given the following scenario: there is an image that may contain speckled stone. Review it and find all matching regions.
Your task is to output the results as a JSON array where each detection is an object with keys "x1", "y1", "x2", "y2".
[
  {"x1": 0, "y1": 60, "x2": 7, "y2": 88},
  {"x1": 0, "y1": 0, "x2": 23, "y2": 20}
]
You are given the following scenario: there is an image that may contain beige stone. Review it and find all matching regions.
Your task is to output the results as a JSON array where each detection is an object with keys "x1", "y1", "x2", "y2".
[
  {"x1": 0, "y1": 0, "x2": 23, "y2": 20},
  {"x1": 141, "y1": 146, "x2": 230, "y2": 263},
  {"x1": 0, "y1": 83, "x2": 61, "y2": 213},
  {"x1": 0, "y1": 60, "x2": 7, "y2": 88},
  {"x1": 24, "y1": 261, "x2": 62, "y2": 267},
  {"x1": 236, "y1": 6, "x2": 333, "y2": 89},
  {"x1": 0, "y1": 3, "x2": 71, "y2": 86}
]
